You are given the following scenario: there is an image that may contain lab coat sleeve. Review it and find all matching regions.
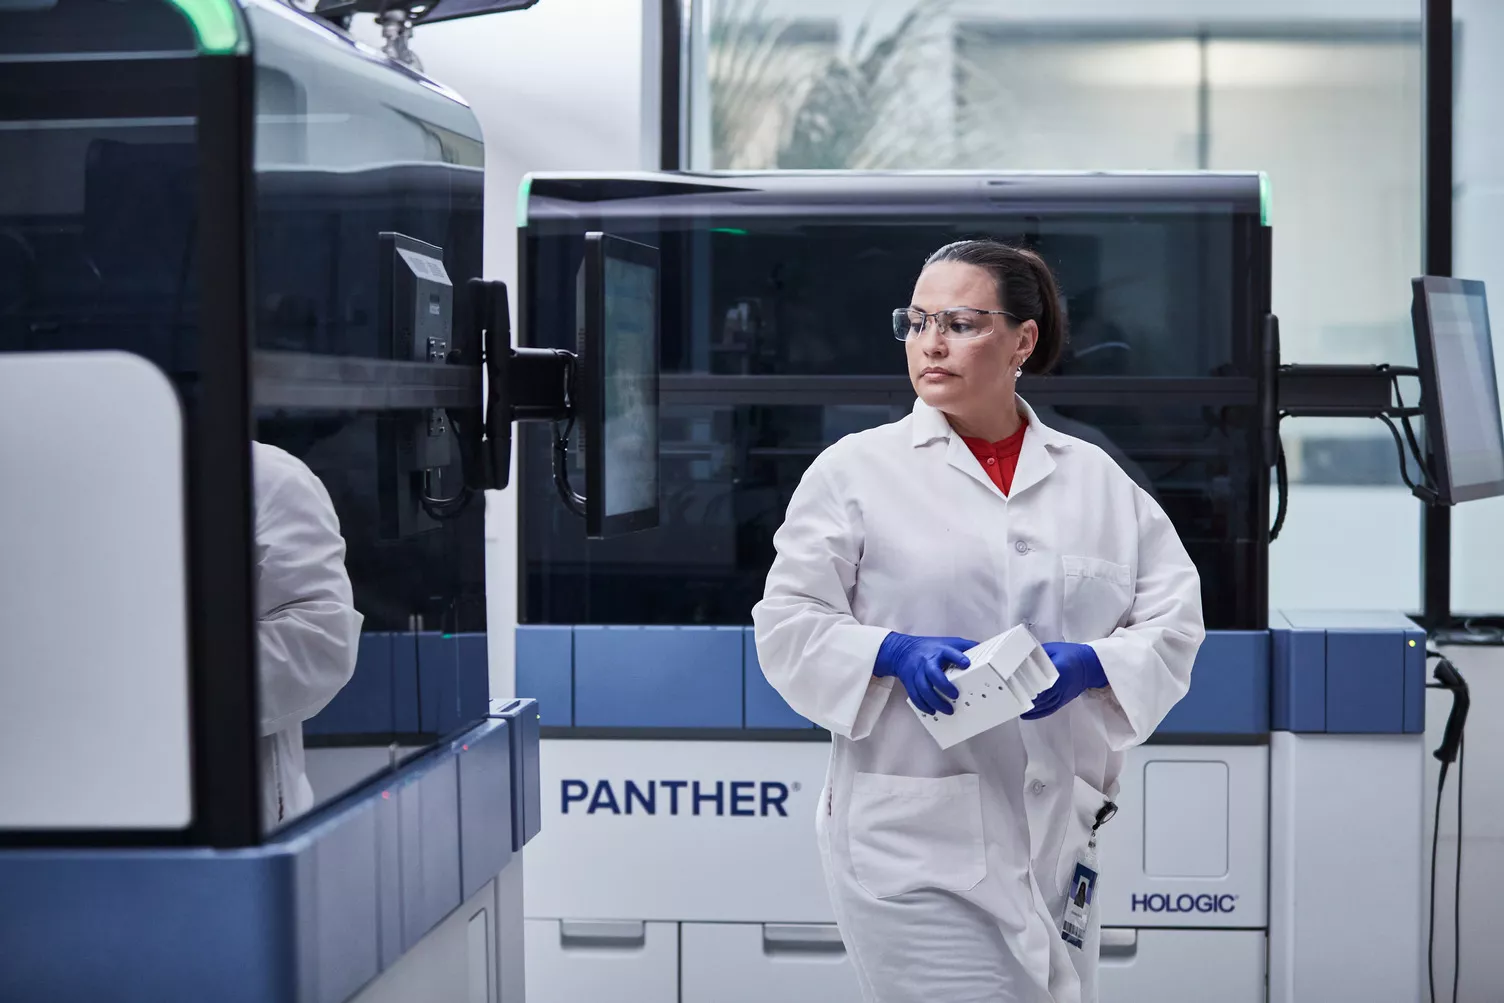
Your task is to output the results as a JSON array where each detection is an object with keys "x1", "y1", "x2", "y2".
[
  {"x1": 254, "y1": 460, "x2": 364, "y2": 738},
  {"x1": 752, "y1": 456, "x2": 894, "y2": 740},
  {"x1": 1085, "y1": 486, "x2": 1205, "y2": 751}
]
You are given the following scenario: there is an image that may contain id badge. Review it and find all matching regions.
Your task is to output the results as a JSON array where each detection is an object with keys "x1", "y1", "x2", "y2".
[{"x1": 1060, "y1": 854, "x2": 1098, "y2": 949}]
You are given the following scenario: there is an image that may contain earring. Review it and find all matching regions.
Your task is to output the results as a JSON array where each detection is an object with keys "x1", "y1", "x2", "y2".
[{"x1": 1014, "y1": 366, "x2": 1023, "y2": 378}]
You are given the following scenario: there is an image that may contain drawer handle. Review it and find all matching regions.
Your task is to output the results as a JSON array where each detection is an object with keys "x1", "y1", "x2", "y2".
[
  {"x1": 762, "y1": 924, "x2": 846, "y2": 954},
  {"x1": 560, "y1": 920, "x2": 646, "y2": 948},
  {"x1": 1100, "y1": 928, "x2": 1138, "y2": 959}
]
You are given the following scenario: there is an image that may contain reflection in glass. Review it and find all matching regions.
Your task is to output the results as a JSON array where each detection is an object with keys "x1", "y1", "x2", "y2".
[
  {"x1": 529, "y1": 216, "x2": 1241, "y2": 380},
  {"x1": 247, "y1": 0, "x2": 488, "y2": 829},
  {"x1": 252, "y1": 441, "x2": 362, "y2": 830}
]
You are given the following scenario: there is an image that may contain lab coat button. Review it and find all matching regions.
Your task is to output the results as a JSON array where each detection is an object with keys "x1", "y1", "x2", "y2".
[
  {"x1": 1029, "y1": 780, "x2": 1046, "y2": 795},
  {"x1": 1014, "y1": 540, "x2": 1029, "y2": 554}
]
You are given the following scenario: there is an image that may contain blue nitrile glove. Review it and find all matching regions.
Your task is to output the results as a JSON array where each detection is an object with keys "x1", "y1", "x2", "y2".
[
  {"x1": 874, "y1": 633, "x2": 978, "y2": 716},
  {"x1": 1022, "y1": 642, "x2": 1109, "y2": 720}
]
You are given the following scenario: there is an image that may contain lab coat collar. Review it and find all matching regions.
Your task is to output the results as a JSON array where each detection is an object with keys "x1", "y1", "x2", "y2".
[
  {"x1": 909, "y1": 396, "x2": 1073, "y2": 451},
  {"x1": 912, "y1": 396, "x2": 1070, "y2": 500}
]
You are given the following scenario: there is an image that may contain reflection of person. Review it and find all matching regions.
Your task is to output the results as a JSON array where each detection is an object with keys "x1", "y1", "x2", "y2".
[
  {"x1": 252, "y1": 441, "x2": 363, "y2": 829},
  {"x1": 753, "y1": 240, "x2": 1203, "y2": 1003},
  {"x1": 603, "y1": 375, "x2": 655, "y2": 516}
]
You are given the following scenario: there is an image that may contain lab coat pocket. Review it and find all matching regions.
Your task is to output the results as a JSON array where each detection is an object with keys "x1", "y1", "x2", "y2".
[
  {"x1": 847, "y1": 772, "x2": 987, "y2": 899},
  {"x1": 1061, "y1": 555, "x2": 1133, "y2": 643},
  {"x1": 1054, "y1": 774, "x2": 1111, "y2": 903}
]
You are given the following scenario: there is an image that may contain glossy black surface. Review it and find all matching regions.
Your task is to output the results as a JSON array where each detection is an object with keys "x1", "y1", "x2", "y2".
[
  {"x1": 521, "y1": 173, "x2": 1270, "y2": 629},
  {"x1": 247, "y1": 0, "x2": 487, "y2": 638},
  {"x1": 0, "y1": 0, "x2": 491, "y2": 842}
]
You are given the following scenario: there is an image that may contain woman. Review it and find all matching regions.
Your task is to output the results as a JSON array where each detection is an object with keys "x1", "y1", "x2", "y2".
[{"x1": 752, "y1": 240, "x2": 1203, "y2": 1003}]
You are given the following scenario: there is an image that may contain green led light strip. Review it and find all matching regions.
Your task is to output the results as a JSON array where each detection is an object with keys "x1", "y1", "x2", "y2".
[
  {"x1": 166, "y1": 0, "x2": 248, "y2": 55},
  {"x1": 1259, "y1": 172, "x2": 1272, "y2": 227},
  {"x1": 516, "y1": 175, "x2": 532, "y2": 228}
]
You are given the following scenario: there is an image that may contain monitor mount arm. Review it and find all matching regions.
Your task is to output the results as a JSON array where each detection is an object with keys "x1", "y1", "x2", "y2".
[
  {"x1": 471, "y1": 279, "x2": 586, "y2": 514},
  {"x1": 1266, "y1": 316, "x2": 1440, "y2": 505}
]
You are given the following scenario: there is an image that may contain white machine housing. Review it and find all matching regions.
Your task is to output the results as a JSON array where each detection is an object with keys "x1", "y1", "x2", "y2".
[{"x1": 524, "y1": 738, "x2": 1269, "y2": 1003}]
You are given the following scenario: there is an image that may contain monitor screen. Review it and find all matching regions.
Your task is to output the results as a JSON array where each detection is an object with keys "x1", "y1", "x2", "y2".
[
  {"x1": 584, "y1": 233, "x2": 660, "y2": 537},
  {"x1": 1413, "y1": 277, "x2": 1504, "y2": 504}
]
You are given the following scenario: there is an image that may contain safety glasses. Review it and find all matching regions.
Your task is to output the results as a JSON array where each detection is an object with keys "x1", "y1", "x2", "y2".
[{"x1": 892, "y1": 307, "x2": 1021, "y2": 342}]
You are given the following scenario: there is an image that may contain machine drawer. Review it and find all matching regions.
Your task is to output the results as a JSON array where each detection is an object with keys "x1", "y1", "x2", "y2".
[
  {"x1": 1099, "y1": 928, "x2": 1265, "y2": 1003},
  {"x1": 680, "y1": 923, "x2": 864, "y2": 1003},
  {"x1": 523, "y1": 919, "x2": 678, "y2": 1003}
]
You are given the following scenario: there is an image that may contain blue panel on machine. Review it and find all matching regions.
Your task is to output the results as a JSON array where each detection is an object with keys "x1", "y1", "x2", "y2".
[
  {"x1": 1325, "y1": 630, "x2": 1404, "y2": 733},
  {"x1": 1272, "y1": 611, "x2": 1423, "y2": 734},
  {"x1": 0, "y1": 715, "x2": 531, "y2": 1003},
  {"x1": 417, "y1": 631, "x2": 454, "y2": 735},
  {"x1": 1156, "y1": 631, "x2": 1269, "y2": 734},
  {"x1": 397, "y1": 756, "x2": 461, "y2": 951},
  {"x1": 306, "y1": 632, "x2": 394, "y2": 736},
  {"x1": 492, "y1": 698, "x2": 542, "y2": 851},
  {"x1": 744, "y1": 628, "x2": 815, "y2": 729},
  {"x1": 574, "y1": 625, "x2": 743, "y2": 728},
  {"x1": 457, "y1": 718, "x2": 513, "y2": 900},
  {"x1": 515, "y1": 625, "x2": 573, "y2": 727},
  {"x1": 1403, "y1": 626, "x2": 1426, "y2": 734},
  {"x1": 301, "y1": 801, "x2": 381, "y2": 1003},
  {"x1": 1271, "y1": 613, "x2": 1327, "y2": 733},
  {"x1": 456, "y1": 633, "x2": 491, "y2": 732},
  {"x1": 392, "y1": 632, "x2": 419, "y2": 734}
]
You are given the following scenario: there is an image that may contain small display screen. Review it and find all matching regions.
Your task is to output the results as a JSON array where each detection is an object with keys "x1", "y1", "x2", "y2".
[
  {"x1": 1428, "y1": 286, "x2": 1504, "y2": 497},
  {"x1": 601, "y1": 255, "x2": 658, "y2": 518}
]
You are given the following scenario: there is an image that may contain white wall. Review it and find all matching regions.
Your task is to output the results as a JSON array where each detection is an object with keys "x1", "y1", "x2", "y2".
[
  {"x1": 354, "y1": 0, "x2": 658, "y2": 698},
  {"x1": 1452, "y1": 0, "x2": 1504, "y2": 616}
]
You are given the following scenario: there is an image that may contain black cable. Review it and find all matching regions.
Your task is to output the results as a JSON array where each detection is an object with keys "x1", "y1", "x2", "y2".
[
  {"x1": 418, "y1": 404, "x2": 480, "y2": 522},
  {"x1": 1270, "y1": 425, "x2": 1289, "y2": 542},
  {"x1": 1454, "y1": 734, "x2": 1463, "y2": 1003},
  {"x1": 1427, "y1": 651, "x2": 1471, "y2": 1002},
  {"x1": 1430, "y1": 759, "x2": 1446, "y2": 1003},
  {"x1": 1379, "y1": 413, "x2": 1431, "y2": 496},
  {"x1": 552, "y1": 416, "x2": 587, "y2": 518}
]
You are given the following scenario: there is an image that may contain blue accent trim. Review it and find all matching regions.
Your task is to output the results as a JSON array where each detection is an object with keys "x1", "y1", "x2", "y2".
[
  {"x1": 1272, "y1": 611, "x2": 1423, "y2": 735},
  {"x1": 1271, "y1": 625, "x2": 1327, "y2": 733},
  {"x1": 308, "y1": 633, "x2": 490, "y2": 737},
  {"x1": 306, "y1": 633, "x2": 394, "y2": 736},
  {"x1": 416, "y1": 632, "x2": 453, "y2": 734},
  {"x1": 522, "y1": 615, "x2": 1427, "y2": 736},
  {"x1": 1326, "y1": 630, "x2": 1404, "y2": 733},
  {"x1": 457, "y1": 634, "x2": 491, "y2": 733},
  {"x1": 1156, "y1": 631, "x2": 1268, "y2": 734},
  {"x1": 0, "y1": 714, "x2": 537, "y2": 1003},
  {"x1": 393, "y1": 632, "x2": 419, "y2": 733},
  {"x1": 300, "y1": 800, "x2": 381, "y2": 1002},
  {"x1": 743, "y1": 628, "x2": 814, "y2": 729},
  {"x1": 397, "y1": 755, "x2": 461, "y2": 949},
  {"x1": 1404, "y1": 627, "x2": 1427, "y2": 734},
  {"x1": 491, "y1": 699, "x2": 543, "y2": 851},
  {"x1": 573, "y1": 625, "x2": 743, "y2": 728},
  {"x1": 375, "y1": 791, "x2": 402, "y2": 971},
  {"x1": 457, "y1": 717, "x2": 514, "y2": 901},
  {"x1": 0, "y1": 852, "x2": 299, "y2": 1003},
  {"x1": 515, "y1": 625, "x2": 573, "y2": 727}
]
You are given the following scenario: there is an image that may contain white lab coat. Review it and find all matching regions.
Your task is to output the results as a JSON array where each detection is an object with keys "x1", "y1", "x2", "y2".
[
  {"x1": 752, "y1": 398, "x2": 1203, "y2": 1003},
  {"x1": 252, "y1": 442, "x2": 363, "y2": 829}
]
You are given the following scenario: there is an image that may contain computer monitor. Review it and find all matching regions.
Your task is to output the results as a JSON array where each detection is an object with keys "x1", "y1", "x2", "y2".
[
  {"x1": 580, "y1": 232, "x2": 660, "y2": 538},
  {"x1": 1411, "y1": 277, "x2": 1504, "y2": 504}
]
